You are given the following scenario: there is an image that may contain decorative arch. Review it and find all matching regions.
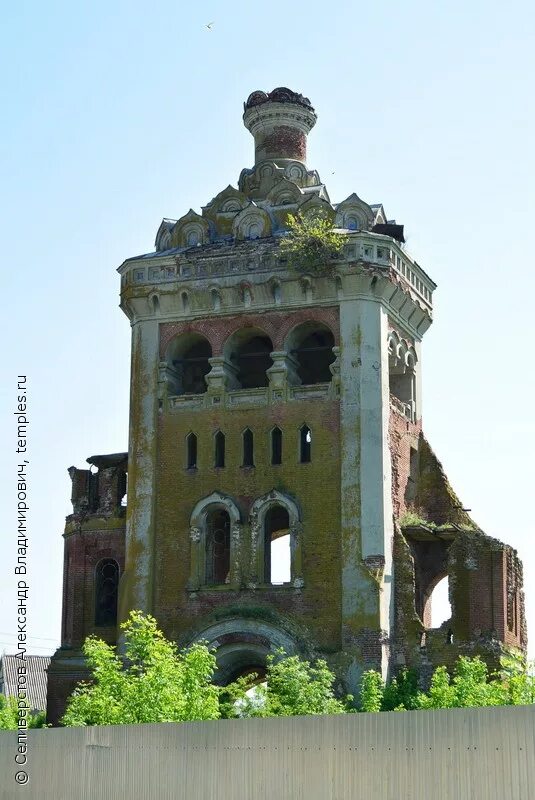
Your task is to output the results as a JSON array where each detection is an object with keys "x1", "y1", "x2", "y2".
[
  {"x1": 164, "y1": 331, "x2": 212, "y2": 395},
  {"x1": 232, "y1": 203, "x2": 272, "y2": 241},
  {"x1": 155, "y1": 218, "x2": 174, "y2": 252},
  {"x1": 266, "y1": 178, "x2": 303, "y2": 207},
  {"x1": 285, "y1": 320, "x2": 336, "y2": 386},
  {"x1": 249, "y1": 490, "x2": 303, "y2": 587},
  {"x1": 189, "y1": 492, "x2": 242, "y2": 590},
  {"x1": 334, "y1": 193, "x2": 374, "y2": 230},
  {"x1": 297, "y1": 194, "x2": 335, "y2": 221},
  {"x1": 223, "y1": 326, "x2": 274, "y2": 389},
  {"x1": 388, "y1": 329, "x2": 418, "y2": 419},
  {"x1": 171, "y1": 210, "x2": 210, "y2": 248},
  {"x1": 188, "y1": 617, "x2": 299, "y2": 685},
  {"x1": 206, "y1": 185, "x2": 248, "y2": 215}
]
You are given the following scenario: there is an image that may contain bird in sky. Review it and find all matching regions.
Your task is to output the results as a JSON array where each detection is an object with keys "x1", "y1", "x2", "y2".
[{"x1": 205, "y1": 22, "x2": 214, "y2": 30}]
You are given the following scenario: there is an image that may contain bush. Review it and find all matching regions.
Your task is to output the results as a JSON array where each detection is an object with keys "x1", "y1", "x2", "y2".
[{"x1": 279, "y1": 213, "x2": 346, "y2": 275}]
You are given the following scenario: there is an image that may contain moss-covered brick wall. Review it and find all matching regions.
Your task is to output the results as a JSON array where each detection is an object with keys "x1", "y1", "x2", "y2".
[{"x1": 154, "y1": 395, "x2": 342, "y2": 653}]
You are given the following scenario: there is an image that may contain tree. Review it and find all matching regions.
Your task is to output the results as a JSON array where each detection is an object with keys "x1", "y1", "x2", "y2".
[
  {"x1": 223, "y1": 650, "x2": 352, "y2": 718},
  {"x1": 279, "y1": 213, "x2": 346, "y2": 275},
  {"x1": 0, "y1": 694, "x2": 46, "y2": 730},
  {"x1": 356, "y1": 654, "x2": 535, "y2": 712},
  {"x1": 62, "y1": 610, "x2": 220, "y2": 726}
]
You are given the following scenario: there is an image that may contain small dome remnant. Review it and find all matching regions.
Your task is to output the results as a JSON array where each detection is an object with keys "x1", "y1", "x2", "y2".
[{"x1": 244, "y1": 87, "x2": 314, "y2": 112}]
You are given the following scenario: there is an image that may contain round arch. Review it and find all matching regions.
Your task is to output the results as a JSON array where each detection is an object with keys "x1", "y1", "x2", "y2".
[
  {"x1": 188, "y1": 492, "x2": 242, "y2": 590},
  {"x1": 189, "y1": 617, "x2": 299, "y2": 685}
]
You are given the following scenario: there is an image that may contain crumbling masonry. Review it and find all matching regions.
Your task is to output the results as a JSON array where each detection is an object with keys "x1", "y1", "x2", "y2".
[{"x1": 47, "y1": 88, "x2": 526, "y2": 723}]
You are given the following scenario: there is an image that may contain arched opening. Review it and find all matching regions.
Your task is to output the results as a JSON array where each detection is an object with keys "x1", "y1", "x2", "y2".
[
  {"x1": 225, "y1": 328, "x2": 274, "y2": 389},
  {"x1": 264, "y1": 506, "x2": 290, "y2": 584},
  {"x1": 94, "y1": 559, "x2": 119, "y2": 627},
  {"x1": 214, "y1": 431, "x2": 225, "y2": 468},
  {"x1": 427, "y1": 576, "x2": 452, "y2": 629},
  {"x1": 166, "y1": 333, "x2": 212, "y2": 395},
  {"x1": 287, "y1": 322, "x2": 335, "y2": 385},
  {"x1": 186, "y1": 432, "x2": 197, "y2": 470},
  {"x1": 299, "y1": 425, "x2": 312, "y2": 463},
  {"x1": 205, "y1": 509, "x2": 230, "y2": 585},
  {"x1": 117, "y1": 470, "x2": 127, "y2": 508},
  {"x1": 271, "y1": 427, "x2": 282, "y2": 465},
  {"x1": 242, "y1": 428, "x2": 254, "y2": 467}
]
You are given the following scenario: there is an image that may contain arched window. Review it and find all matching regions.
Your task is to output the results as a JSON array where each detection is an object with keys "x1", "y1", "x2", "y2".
[
  {"x1": 189, "y1": 492, "x2": 241, "y2": 591},
  {"x1": 242, "y1": 428, "x2": 254, "y2": 467},
  {"x1": 166, "y1": 333, "x2": 212, "y2": 395},
  {"x1": 287, "y1": 322, "x2": 335, "y2": 385},
  {"x1": 205, "y1": 510, "x2": 230, "y2": 585},
  {"x1": 264, "y1": 506, "x2": 290, "y2": 584},
  {"x1": 117, "y1": 470, "x2": 127, "y2": 508},
  {"x1": 95, "y1": 560, "x2": 119, "y2": 627},
  {"x1": 250, "y1": 490, "x2": 302, "y2": 589},
  {"x1": 214, "y1": 431, "x2": 225, "y2": 468},
  {"x1": 271, "y1": 427, "x2": 282, "y2": 465},
  {"x1": 186, "y1": 432, "x2": 197, "y2": 469},
  {"x1": 225, "y1": 328, "x2": 274, "y2": 389},
  {"x1": 426, "y1": 576, "x2": 452, "y2": 629},
  {"x1": 299, "y1": 425, "x2": 312, "y2": 463}
]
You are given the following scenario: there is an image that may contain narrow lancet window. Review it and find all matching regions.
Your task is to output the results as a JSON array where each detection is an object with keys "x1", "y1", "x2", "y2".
[
  {"x1": 186, "y1": 432, "x2": 197, "y2": 469},
  {"x1": 300, "y1": 425, "x2": 312, "y2": 463},
  {"x1": 214, "y1": 431, "x2": 225, "y2": 468},
  {"x1": 271, "y1": 427, "x2": 282, "y2": 465},
  {"x1": 242, "y1": 428, "x2": 254, "y2": 467},
  {"x1": 95, "y1": 560, "x2": 119, "y2": 627}
]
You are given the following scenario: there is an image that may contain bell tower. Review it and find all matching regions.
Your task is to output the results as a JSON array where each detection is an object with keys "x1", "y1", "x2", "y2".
[
  {"x1": 48, "y1": 87, "x2": 526, "y2": 725},
  {"x1": 116, "y1": 86, "x2": 434, "y2": 689}
]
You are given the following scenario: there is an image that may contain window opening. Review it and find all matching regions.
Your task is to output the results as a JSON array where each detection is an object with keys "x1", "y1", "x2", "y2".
[
  {"x1": 293, "y1": 329, "x2": 335, "y2": 384},
  {"x1": 264, "y1": 506, "x2": 290, "y2": 584},
  {"x1": 172, "y1": 337, "x2": 212, "y2": 395},
  {"x1": 271, "y1": 427, "x2": 282, "y2": 465},
  {"x1": 205, "y1": 510, "x2": 230, "y2": 585},
  {"x1": 242, "y1": 429, "x2": 254, "y2": 467},
  {"x1": 95, "y1": 560, "x2": 119, "y2": 627},
  {"x1": 232, "y1": 335, "x2": 273, "y2": 389},
  {"x1": 214, "y1": 431, "x2": 225, "y2": 468},
  {"x1": 187, "y1": 433, "x2": 197, "y2": 469},
  {"x1": 300, "y1": 425, "x2": 312, "y2": 463}
]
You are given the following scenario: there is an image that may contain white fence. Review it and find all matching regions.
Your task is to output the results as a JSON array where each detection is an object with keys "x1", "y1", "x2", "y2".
[{"x1": 1, "y1": 705, "x2": 534, "y2": 799}]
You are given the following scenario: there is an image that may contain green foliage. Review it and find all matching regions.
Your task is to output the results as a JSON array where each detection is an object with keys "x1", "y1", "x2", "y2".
[
  {"x1": 358, "y1": 670, "x2": 384, "y2": 712},
  {"x1": 358, "y1": 655, "x2": 535, "y2": 713},
  {"x1": 224, "y1": 650, "x2": 352, "y2": 718},
  {"x1": 279, "y1": 213, "x2": 346, "y2": 274},
  {"x1": 382, "y1": 668, "x2": 419, "y2": 711},
  {"x1": 0, "y1": 694, "x2": 47, "y2": 729},
  {"x1": 414, "y1": 657, "x2": 503, "y2": 709},
  {"x1": 496, "y1": 649, "x2": 535, "y2": 705},
  {"x1": 62, "y1": 611, "x2": 220, "y2": 726}
]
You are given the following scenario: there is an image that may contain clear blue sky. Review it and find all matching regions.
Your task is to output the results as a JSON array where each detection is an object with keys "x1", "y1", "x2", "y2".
[{"x1": 1, "y1": 0, "x2": 534, "y2": 658}]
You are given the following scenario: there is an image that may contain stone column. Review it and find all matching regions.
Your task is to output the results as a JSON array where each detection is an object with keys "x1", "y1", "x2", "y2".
[
  {"x1": 119, "y1": 319, "x2": 159, "y2": 619},
  {"x1": 339, "y1": 296, "x2": 394, "y2": 680}
]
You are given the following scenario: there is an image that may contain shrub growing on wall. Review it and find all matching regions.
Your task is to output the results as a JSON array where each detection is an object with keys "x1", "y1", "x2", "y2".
[{"x1": 279, "y1": 213, "x2": 346, "y2": 275}]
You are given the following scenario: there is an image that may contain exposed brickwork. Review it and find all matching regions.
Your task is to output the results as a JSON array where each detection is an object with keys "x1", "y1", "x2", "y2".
[
  {"x1": 257, "y1": 126, "x2": 306, "y2": 162},
  {"x1": 388, "y1": 406, "x2": 421, "y2": 518},
  {"x1": 159, "y1": 307, "x2": 340, "y2": 357}
]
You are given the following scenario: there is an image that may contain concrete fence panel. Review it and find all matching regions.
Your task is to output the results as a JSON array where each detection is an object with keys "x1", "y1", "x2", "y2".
[{"x1": 1, "y1": 706, "x2": 534, "y2": 800}]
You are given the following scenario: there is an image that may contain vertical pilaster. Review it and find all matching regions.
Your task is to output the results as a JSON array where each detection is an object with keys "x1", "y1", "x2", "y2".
[
  {"x1": 340, "y1": 297, "x2": 394, "y2": 678},
  {"x1": 120, "y1": 319, "x2": 159, "y2": 617}
]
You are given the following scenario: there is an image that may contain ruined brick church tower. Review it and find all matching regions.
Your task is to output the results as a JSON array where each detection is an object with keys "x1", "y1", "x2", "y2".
[{"x1": 47, "y1": 88, "x2": 526, "y2": 723}]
